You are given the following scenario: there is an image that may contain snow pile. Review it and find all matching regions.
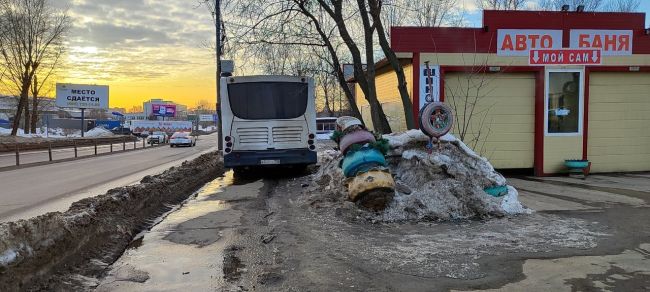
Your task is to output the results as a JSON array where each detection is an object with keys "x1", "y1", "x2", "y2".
[
  {"x1": 82, "y1": 127, "x2": 113, "y2": 137},
  {"x1": 199, "y1": 125, "x2": 218, "y2": 132},
  {"x1": 0, "y1": 127, "x2": 113, "y2": 138},
  {"x1": 312, "y1": 130, "x2": 530, "y2": 222},
  {"x1": 0, "y1": 152, "x2": 224, "y2": 291},
  {"x1": 0, "y1": 128, "x2": 44, "y2": 137}
]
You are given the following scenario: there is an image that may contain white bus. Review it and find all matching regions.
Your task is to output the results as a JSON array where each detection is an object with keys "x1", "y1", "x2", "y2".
[{"x1": 220, "y1": 75, "x2": 317, "y2": 170}]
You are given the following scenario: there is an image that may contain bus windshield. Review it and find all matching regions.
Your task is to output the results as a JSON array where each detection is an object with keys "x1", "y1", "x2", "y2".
[{"x1": 227, "y1": 82, "x2": 308, "y2": 120}]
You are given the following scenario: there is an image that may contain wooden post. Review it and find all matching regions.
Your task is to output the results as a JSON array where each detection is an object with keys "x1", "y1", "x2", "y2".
[
  {"x1": 133, "y1": 138, "x2": 136, "y2": 150},
  {"x1": 123, "y1": 137, "x2": 126, "y2": 151},
  {"x1": 94, "y1": 139, "x2": 98, "y2": 155},
  {"x1": 48, "y1": 143, "x2": 52, "y2": 161},
  {"x1": 142, "y1": 137, "x2": 145, "y2": 148},
  {"x1": 74, "y1": 140, "x2": 78, "y2": 158},
  {"x1": 110, "y1": 142, "x2": 113, "y2": 153},
  {"x1": 15, "y1": 144, "x2": 19, "y2": 166}
]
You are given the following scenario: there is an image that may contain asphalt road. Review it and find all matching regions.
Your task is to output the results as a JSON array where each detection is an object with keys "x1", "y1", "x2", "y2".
[{"x1": 0, "y1": 133, "x2": 218, "y2": 222}]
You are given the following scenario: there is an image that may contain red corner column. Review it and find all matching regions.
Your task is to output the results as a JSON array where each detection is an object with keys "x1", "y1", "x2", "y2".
[
  {"x1": 534, "y1": 68, "x2": 545, "y2": 176},
  {"x1": 412, "y1": 52, "x2": 420, "y2": 128}
]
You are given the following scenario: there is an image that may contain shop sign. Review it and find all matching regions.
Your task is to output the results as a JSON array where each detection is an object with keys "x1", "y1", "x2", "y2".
[
  {"x1": 419, "y1": 62, "x2": 440, "y2": 109},
  {"x1": 570, "y1": 30, "x2": 632, "y2": 56},
  {"x1": 497, "y1": 29, "x2": 563, "y2": 56},
  {"x1": 529, "y1": 49, "x2": 601, "y2": 65}
]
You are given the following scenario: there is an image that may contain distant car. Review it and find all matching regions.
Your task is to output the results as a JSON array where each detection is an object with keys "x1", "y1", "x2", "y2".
[
  {"x1": 169, "y1": 132, "x2": 196, "y2": 147},
  {"x1": 110, "y1": 126, "x2": 132, "y2": 135},
  {"x1": 148, "y1": 131, "x2": 168, "y2": 144}
]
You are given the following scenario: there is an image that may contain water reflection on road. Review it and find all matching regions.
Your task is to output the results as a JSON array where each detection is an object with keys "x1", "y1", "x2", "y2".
[{"x1": 96, "y1": 171, "x2": 261, "y2": 291}]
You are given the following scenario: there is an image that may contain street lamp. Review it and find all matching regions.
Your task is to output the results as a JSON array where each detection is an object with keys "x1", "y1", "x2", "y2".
[{"x1": 215, "y1": 0, "x2": 223, "y2": 151}]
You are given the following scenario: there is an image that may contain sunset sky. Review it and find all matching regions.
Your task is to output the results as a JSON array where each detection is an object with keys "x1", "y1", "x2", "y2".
[
  {"x1": 52, "y1": 0, "x2": 648, "y2": 111},
  {"x1": 55, "y1": 0, "x2": 216, "y2": 111}
]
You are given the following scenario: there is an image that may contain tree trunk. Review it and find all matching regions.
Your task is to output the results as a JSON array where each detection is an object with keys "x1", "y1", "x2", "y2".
[
  {"x1": 11, "y1": 83, "x2": 30, "y2": 136},
  {"x1": 356, "y1": 0, "x2": 391, "y2": 133},
  {"x1": 369, "y1": 0, "x2": 415, "y2": 129},
  {"x1": 23, "y1": 96, "x2": 31, "y2": 134},
  {"x1": 31, "y1": 76, "x2": 39, "y2": 133}
]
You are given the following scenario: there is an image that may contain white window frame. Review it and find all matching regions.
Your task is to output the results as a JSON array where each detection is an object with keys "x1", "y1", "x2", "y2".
[{"x1": 544, "y1": 68, "x2": 584, "y2": 136}]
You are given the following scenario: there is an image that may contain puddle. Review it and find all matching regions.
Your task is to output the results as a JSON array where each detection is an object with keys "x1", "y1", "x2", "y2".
[
  {"x1": 163, "y1": 209, "x2": 243, "y2": 247},
  {"x1": 462, "y1": 243, "x2": 650, "y2": 291},
  {"x1": 96, "y1": 173, "x2": 264, "y2": 291}
]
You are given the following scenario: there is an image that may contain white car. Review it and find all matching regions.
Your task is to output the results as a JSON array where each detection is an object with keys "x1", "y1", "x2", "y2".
[
  {"x1": 169, "y1": 132, "x2": 196, "y2": 147},
  {"x1": 148, "y1": 131, "x2": 168, "y2": 144}
]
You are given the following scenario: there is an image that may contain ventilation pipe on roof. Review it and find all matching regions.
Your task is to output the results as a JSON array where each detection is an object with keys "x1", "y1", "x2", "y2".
[
  {"x1": 561, "y1": 4, "x2": 570, "y2": 11},
  {"x1": 576, "y1": 5, "x2": 585, "y2": 12}
]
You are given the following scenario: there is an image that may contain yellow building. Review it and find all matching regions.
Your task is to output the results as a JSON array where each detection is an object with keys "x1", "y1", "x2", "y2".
[{"x1": 353, "y1": 10, "x2": 650, "y2": 175}]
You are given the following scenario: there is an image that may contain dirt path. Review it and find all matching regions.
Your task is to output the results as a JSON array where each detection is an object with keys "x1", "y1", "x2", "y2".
[{"x1": 222, "y1": 172, "x2": 650, "y2": 291}]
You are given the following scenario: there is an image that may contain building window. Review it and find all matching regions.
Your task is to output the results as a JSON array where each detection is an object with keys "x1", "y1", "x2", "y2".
[{"x1": 546, "y1": 70, "x2": 583, "y2": 135}]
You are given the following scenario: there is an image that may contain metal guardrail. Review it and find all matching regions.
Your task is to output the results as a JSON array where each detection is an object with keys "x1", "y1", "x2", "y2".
[{"x1": 3, "y1": 136, "x2": 165, "y2": 168}]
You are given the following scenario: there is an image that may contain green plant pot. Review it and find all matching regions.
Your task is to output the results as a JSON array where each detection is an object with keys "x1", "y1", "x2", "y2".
[
  {"x1": 565, "y1": 159, "x2": 589, "y2": 169},
  {"x1": 484, "y1": 185, "x2": 508, "y2": 197}
]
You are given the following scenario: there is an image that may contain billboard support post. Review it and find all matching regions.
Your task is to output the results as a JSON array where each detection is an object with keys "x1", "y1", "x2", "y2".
[{"x1": 80, "y1": 108, "x2": 85, "y2": 137}]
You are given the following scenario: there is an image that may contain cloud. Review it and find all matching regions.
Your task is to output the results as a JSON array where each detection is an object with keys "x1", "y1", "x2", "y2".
[{"x1": 56, "y1": 0, "x2": 216, "y2": 85}]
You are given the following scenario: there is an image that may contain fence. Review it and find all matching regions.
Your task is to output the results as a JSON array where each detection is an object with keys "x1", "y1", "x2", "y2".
[{"x1": 0, "y1": 136, "x2": 165, "y2": 168}]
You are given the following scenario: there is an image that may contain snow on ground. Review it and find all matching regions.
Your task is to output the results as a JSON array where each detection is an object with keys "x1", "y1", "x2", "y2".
[
  {"x1": 0, "y1": 127, "x2": 114, "y2": 138},
  {"x1": 312, "y1": 129, "x2": 531, "y2": 222},
  {"x1": 316, "y1": 133, "x2": 332, "y2": 140},
  {"x1": 199, "y1": 125, "x2": 218, "y2": 132}
]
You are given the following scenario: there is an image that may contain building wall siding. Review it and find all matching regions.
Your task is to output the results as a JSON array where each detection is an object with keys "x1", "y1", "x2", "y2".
[
  {"x1": 444, "y1": 72, "x2": 535, "y2": 169},
  {"x1": 588, "y1": 72, "x2": 650, "y2": 172},
  {"x1": 544, "y1": 136, "x2": 583, "y2": 173},
  {"x1": 355, "y1": 61, "x2": 413, "y2": 132}
]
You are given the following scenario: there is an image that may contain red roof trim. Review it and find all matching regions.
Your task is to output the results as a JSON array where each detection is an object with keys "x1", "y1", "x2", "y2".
[{"x1": 392, "y1": 10, "x2": 650, "y2": 54}]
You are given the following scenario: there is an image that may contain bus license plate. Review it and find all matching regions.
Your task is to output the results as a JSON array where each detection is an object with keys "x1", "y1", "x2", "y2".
[{"x1": 260, "y1": 159, "x2": 280, "y2": 165}]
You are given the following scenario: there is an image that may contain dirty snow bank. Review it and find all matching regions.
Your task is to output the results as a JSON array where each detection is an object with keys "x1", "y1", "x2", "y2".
[
  {"x1": 0, "y1": 127, "x2": 114, "y2": 138},
  {"x1": 0, "y1": 152, "x2": 224, "y2": 291},
  {"x1": 313, "y1": 130, "x2": 530, "y2": 222}
]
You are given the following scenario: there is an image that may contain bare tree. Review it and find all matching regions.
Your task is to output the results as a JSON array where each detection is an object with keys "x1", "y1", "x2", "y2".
[
  {"x1": 605, "y1": 0, "x2": 640, "y2": 12},
  {"x1": 539, "y1": 0, "x2": 603, "y2": 11},
  {"x1": 409, "y1": 0, "x2": 459, "y2": 26},
  {"x1": 368, "y1": 0, "x2": 414, "y2": 130},
  {"x1": 477, "y1": 0, "x2": 527, "y2": 10},
  {"x1": 30, "y1": 46, "x2": 63, "y2": 133},
  {"x1": 129, "y1": 105, "x2": 143, "y2": 113},
  {"x1": 0, "y1": 0, "x2": 70, "y2": 136},
  {"x1": 194, "y1": 99, "x2": 214, "y2": 114}
]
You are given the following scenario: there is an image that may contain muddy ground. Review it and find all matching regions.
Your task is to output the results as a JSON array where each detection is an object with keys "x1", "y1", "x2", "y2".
[
  {"x1": 0, "y1": 151, "x2": 224, "y2": 291},
  {"x1": 212, "y1": 171, "x2": 649, "y2": 292}
]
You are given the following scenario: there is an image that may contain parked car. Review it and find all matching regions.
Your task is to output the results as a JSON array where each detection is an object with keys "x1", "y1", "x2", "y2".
[
  {"x1": 110, "y1": 126, "x2": 132, "y2": 135},
  {"x1": 148, "y1": 131, "x2": 168, "y2": 144},
  {"x1": 169, "y1": 132, "x2": 196, "y2": 147}
]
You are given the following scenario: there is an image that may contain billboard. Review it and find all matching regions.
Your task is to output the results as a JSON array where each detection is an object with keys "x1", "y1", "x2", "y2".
[
  {"x1": 199, "y1": 114, "x2": 215, "y2": 122},
  {"x1": 56, "y1": 83, "x2": 109, "y2": 109},
  {"x1": 152, "y1": 104, "x2": 177, "y2": 117}
]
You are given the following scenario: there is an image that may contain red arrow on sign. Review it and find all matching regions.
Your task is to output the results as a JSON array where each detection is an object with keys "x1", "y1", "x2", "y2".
[{"x1": 529, "y1": 49, "x2": 601, "y2": 65}]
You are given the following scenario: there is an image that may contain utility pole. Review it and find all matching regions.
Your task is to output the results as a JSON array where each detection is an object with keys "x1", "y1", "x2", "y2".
[{"x1": 215, "y1": 0, "x2": 223, "y2": 151}]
